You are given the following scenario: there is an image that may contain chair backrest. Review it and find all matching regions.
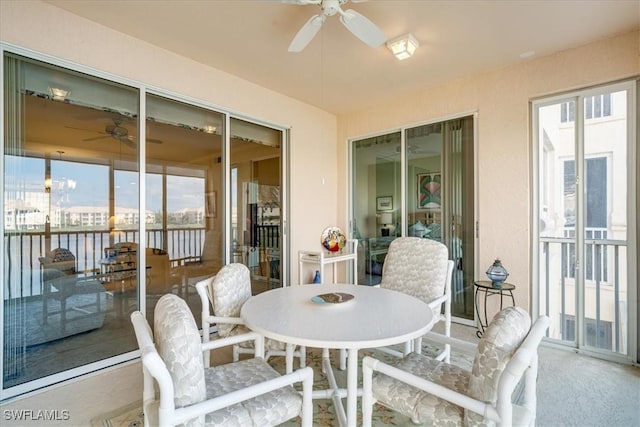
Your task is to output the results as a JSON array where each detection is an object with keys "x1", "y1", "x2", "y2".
[
  {"x1": 145, "y1": 247, "x2": 172, "y2": 294},
  {"x1": 153, "y1": 294, "x2": 206, "y2": 425},
  {"x1": 39, "y1": 248, "x2": 76, "y2": 275},
  {"x1": 208, "y1": 263, "x2": 252, "y2": 337},
  {"x1": 380, "y1": 237, "x2": 449, "y2": 304},
  {"x1": 113, "y1": 241, "x2": 138, "y2": 251},
  {"x1": 465, "y1": 306, "x2": 532, "y2": 426}
]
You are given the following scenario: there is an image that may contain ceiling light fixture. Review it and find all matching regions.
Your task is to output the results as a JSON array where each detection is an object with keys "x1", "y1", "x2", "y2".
[
  {"x1": 204, "y1": 125, "x2": 217, "y2": 134},
  {"x1": 386, "y1": 33, "x2": 419, "y2": 60},
  {"x1": 48, "y1": 87, "x2": 69, "y2": 101}
]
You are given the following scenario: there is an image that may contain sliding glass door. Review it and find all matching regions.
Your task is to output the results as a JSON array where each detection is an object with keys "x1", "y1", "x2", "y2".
[
  {"x1": 2, "y1": 50, "x2": 289, "y2": 398},
  {"x1": 350, "y1": 132, "x2": 401, "y2": 286},
  {"x1": 405, "y1": 117, "x2": 475, "y2": 319},
  {"x1": 533, "y1": 80, "x2": 637, "y2": 362},
  {"x1": 229, "y1": 118, "x2": 284, "y2": 294},
  {"x1": 3, "y1": 53, "x2": 140, "y2": 393},
  {"x1": 350, "y1": 115, "x2": 476, "y2": 320}
]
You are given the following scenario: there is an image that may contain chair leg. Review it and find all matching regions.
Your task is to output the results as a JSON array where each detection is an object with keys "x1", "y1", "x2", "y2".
[
  {"x1": 299, "y1": 345, "x2": 306, "y2": 367},
  {"x1": 406, "y1": 339, "x2": 415, "y2": 356},
  {"x1": 362, "y1": 357, "x2": 374, "y2": 427},
  {"x1": 321, "y1": 348, "x2": 330, "y2": 374},
  {"x1": 339, "y1": 348, "x2": 347, "y2": 370},
  {"x1": 285, "y1": 343, "x2": 294, "y2": 374},
  {"x1": 60, "y1": 298, "x2": 67, "y2": 334}
]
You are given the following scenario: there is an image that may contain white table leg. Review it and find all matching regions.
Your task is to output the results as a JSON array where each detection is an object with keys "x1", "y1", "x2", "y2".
[{"x1": 346, "y1": 348, "x2": 358, "y2": 427}]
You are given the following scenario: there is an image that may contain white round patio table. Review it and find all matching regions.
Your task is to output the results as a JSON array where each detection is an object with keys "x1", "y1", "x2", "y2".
[{"x1": 241, "y1": 284, "x2": 434, "y2": 427}]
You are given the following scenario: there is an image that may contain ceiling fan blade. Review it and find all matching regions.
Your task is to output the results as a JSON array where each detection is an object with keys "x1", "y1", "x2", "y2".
[
  {"x1": 83, "y1": 135, "x2": 110, "y2": 142},
  {"x1": 65, "y1": 125, "x2": 97, "y2": 133},
  {"x1": 339, "y1": 9, "x2": 386, "y2": 48},
  {"x1": 288, "y1": 14, "x2": 325, "y2": 52},
  {"x1": 279, "y1": 0, "x2": 320, "y2": 4},
  {"x1": 120, "y1": 137, "x2": 137, "y2": 149},
  {"x1": 147, "y1": 138, "x2": 163, "y2": 144}
]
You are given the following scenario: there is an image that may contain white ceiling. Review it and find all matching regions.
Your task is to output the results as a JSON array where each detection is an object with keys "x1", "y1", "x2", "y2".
[{"x1": 44, "y1": 0, "x2": 639, "y2": 115}]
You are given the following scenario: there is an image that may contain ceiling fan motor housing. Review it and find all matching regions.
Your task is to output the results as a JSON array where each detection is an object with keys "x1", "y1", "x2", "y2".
[{"x1": 322, "y1": 0, "x2": 342, "y2": 16}]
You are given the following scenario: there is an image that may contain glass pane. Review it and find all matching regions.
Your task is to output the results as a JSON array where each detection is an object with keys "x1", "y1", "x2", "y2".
[
  {"x1": 582, "y1": 89, "x2": 627, "y2": 354},
  {"x1": 406, "y1": 117, "x2": 475, "y2": 320},
  {"x1": 351, "y1": 132, "x2": 401, "y2": 286},
  {"x1": 3, "y1": 53, "x2": 139, "y2": 391},
  {"x1": 229, "y1": 117, "x2": 282, "y2": 293},
  {"x1": 145, "y1": 94, "x2": 224, "y2": 323},
  {"x1": 537, "y1": 100, "x2": 577, "y2": 344},
  {"x1": 406, "y1": 123, "x2": 443, "y2": 241}
]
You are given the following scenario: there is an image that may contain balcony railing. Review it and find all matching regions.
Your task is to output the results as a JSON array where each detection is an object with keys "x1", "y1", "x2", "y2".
[
  {"x1": 539, "y1": 235, "x2": 627, "y2": 354},
  {"x1": 3, "y1": 227, "x2": 205, "y2": 299}
]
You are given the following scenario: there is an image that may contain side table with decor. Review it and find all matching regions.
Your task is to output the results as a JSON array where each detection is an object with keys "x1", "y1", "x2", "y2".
[
  {"x1": 473, "y1": 280, "x2": 516, "y2": 338},
  {"x1": 474, "y1": 258, "x2": 514, "y2": 338}
]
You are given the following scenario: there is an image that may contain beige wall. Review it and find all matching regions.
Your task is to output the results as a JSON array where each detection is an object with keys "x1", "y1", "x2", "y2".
[
  {"x1": 0, "y1": 0, "x2": 339, "y2": 283},
  {"x1": 337, "y1": 30, "x2": 639, "y2": 310},
  {"x1": 1, "y1": 2, "x2": 638, "y2": 305}
]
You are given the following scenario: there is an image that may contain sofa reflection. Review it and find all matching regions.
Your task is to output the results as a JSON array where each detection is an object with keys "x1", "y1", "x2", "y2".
[{"x1": 38, "y1": 268, "x2": 106, "y2": 345}]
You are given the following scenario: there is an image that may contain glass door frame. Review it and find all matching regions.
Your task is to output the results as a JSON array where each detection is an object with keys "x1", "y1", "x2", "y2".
[
  {"x1": 531, "y1": 78, "x2": 638, "y2": 364},
  {"x1": 1, "y1": 42, "x2": 292, "y2": 398},
  {"x1": 347, "y1": 111, "x2": 478, "y2": 325}
]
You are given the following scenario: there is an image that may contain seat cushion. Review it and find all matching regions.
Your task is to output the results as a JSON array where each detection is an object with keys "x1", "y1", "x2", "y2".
[
  {"x1": 465, "y1": 306, "x2": 531, "y2": 426},
  {"x1": 372, "y1": 352, "x2": 469, "y2": 425},
  {"x1": 203, "y1": 357, "x2": 302, "y2": 426}
]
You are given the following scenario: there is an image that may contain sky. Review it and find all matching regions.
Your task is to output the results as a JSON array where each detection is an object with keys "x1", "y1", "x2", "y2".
[{"x1": 5, "y1": 156, "x2": 203, "y2": 213}]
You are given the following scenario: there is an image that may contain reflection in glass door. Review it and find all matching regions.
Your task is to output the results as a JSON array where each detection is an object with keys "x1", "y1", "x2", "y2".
[
  {"x1": 534, "y1": 81, "x2": 636, "y2": 361},
  {"x1": 351, "y1": 132, "x2": 401, "y2": 286},
  {"x1": 3, "y1": 53, "x2": 139, "y2": 394},
  {"x1": 350, "y1": 117, "x2": 475, "y2": 321},
  {"x1": 144, "y1": 94, "x2": 223, "y2": 325},
  {"x1": 405, "y1": 117, "x2": 475, "y2": 320},
  {"x1": 229, "y1": 118, "x2": 283, "y2": 294}
]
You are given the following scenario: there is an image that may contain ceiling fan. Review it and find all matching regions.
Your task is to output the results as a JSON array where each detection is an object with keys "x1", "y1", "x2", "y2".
[
  {"x1": 281, "y1": 0, "x2": 386, "y2": 52},
  {"x1": 67, "y1": 118, "x2": 162, "y2": 149}
]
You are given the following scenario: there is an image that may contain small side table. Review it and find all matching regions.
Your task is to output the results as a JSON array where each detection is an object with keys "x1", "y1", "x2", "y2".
[
  {"x1": 474, "y1": 280, "x2": 516, "y2": 338},
  {"x1": 298, "y1": 239, "x2": 358, "y2": 284}
]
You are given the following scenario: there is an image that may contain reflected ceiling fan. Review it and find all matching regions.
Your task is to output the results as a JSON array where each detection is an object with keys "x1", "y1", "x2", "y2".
[
  {"x1": 281, "y1": 0, "x2": 386, "y2": 52},
  {"x1": 67, "y1": 118, "x2": 162, "y2": 149}
]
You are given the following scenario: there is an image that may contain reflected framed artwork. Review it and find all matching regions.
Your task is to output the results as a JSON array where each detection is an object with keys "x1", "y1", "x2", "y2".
[
  {"x1": 376, "y1": 196, "x2": 393, "y2": 211},
  {"x1": 417, "y1": 173, "x2": 441, "y2": 209}
]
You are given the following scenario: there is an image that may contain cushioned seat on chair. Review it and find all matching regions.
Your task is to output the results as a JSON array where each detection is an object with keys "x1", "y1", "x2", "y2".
[
  {"x1": 363, "y1": 306, "x2": 550, "y2": 427},
  {"x1": 131, "y1": 294, "x2": 313, "y2": 427},
  {"x1": 371, "y1": 353, "x2": 470, "y2": 423}
]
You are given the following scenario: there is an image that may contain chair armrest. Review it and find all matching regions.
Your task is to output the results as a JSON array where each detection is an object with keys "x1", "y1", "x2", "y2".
[
  {"x1": 363, "y1": 356, "x2": 500, "y2": 423},
  {"x1": 427, "y1": 294, "x2": 448, "y2": 311},
  {"x1": 201, "y1": 331, "x2": 264, "y2": 356},
  {"x1": 171, "y1": 366, "x2": 314, "y2": 426},
  {"x1": 206, "y1": 315, "x2": 245, "y2": 326},
  {"x1": 420, "y1": 332, "x2": 478, "y2": 355}
]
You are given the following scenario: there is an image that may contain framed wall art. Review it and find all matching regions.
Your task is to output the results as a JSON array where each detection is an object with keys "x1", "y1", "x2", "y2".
[
  {"x1": 376, "y1": 196, "x2": 393, "y2": 211},
  {"x1": 417, "y1": 173, "x2": 441, "y2": 209}
]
